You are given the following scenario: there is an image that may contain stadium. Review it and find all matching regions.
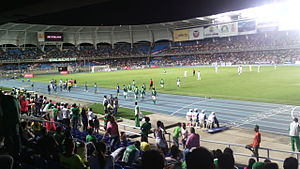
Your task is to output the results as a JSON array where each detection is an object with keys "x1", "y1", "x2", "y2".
[{"x1": 1, "y1": 0, "x2": 300, "y2": 168}]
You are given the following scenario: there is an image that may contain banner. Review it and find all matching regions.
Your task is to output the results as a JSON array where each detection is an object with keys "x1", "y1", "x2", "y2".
[
  {"x1": 24, "y1": 73, "x2": 33, "y2": 78},
  {"x1": 204, "y1": 26, "x2": 219, "y2": 38},
  {"x1": 256, "y1": 21, "x2": 278, "y2": 32},
  {"x1": 37, "y1": 32, "x2": 44, "y2": 42},
  {"x1": 60, "y1": 71, "x2": 69, "y2": 75},
  {"x1": 188, "y1": 27, "x2": 204, "y2": 40},
  {"x1": 238, "y1": 20, "x2": 256, "y2": 35},
  {"x1": 49, "y1": 58, "x2": 77, "y2": 62},
  {"x1": 173, "y1": 29, "x2": 189, "y2": 42},
  {"x1": 150, "y1": 65, "x2": 158, "y2": 68},
  {"x1": 218, "y1": 22, "x2": 238, "y2": 37}
]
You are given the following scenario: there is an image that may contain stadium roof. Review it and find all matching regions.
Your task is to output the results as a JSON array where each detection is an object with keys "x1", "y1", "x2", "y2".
[{"x1": 0, "y1": 0, "x2": 280, "y2": 26}]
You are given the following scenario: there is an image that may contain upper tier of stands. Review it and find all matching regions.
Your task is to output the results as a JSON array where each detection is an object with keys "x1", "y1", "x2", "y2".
[{"x1": 0, "y1": 30, "x2": 299, "y2": 61}]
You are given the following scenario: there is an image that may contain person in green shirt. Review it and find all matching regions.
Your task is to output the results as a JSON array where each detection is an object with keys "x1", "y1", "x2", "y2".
[
  {"x1": 60, "y1": 138, "x2": 87, "y2": 169},
  {"x1": 172, "y1": 122, "x2": 181, "y2": 147},
  {"x1": 160, "y1": 79, "x2": 165, "y2": 88},
  {"x1": 52, "y1": 104, "x2": 59, "y2": 121},
  {"x1": 71, "y1": 103, "x2": 80, "y2": 129},
  {"x1": 123, "y1": 85, "x2": 128, "y2": 99},
  {"x1": 152, "y1": 88, "x2": 157, "y2": 104},
  {"x1": 140, "y1": 117, "x2": 151, "y2": 142},
  {"x1": 53, "y1": 126, "x2": 65, "y2": 146},
  {"x1": 86, "y1": 128, "x2": 97, "y2": 144},
  {"x1": 140, "y1": 87, "x2": 145, "y2": 99},
  {"x1": 134, "y1": 87, "x2": 139, "y2": 101},
  {"x1": 134, "y1": 102, "x2": 143, "y2": 127},
  {"x1": 122, "y1": 141, "x2": 141, "y2": 164}
]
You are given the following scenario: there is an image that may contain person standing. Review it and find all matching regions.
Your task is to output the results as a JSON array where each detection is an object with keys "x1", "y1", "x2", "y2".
[
  {"x1": 151, "y1": 88, "x2": 157, "y2": 104},
  {"x1": 71, "y1": 103, "x2": 80, "y2": 130},
  {"x1": 94, "y1": 82, "x2": 97, "y2": 94},
  {"x1": 197, "y1": 71, "x2": 201, "y2": 80},
  {"x1": 289, "y1": 118, "x2": 300, "y2": 152},
  {"x1": 84, "y1": 81, "x2": 88, "y2": 92},
  {"x1": 176, "y1": 77, "x2": 180, "y2": 87},
  {"x1": 186, "y1": 127, "x2": 200, "y2": 150},
  {"x1": 181, "y1": 123, "x2": 188, "y2": 149},
  {"x1": 134, "y1": 102, "x2": 143, "y2": 127},
  {"x1": 149, "y1": 79, "x2": 154, "y2": 89},
  {"x1": 245, "y1": 125, "x2": 261, "y2": 161},
  {"x1": 193, "y1": 69, "x2": 196, "y2": 77},
  {"x1": 103, "y1": 116, "x2": 120, "y2": 151},
  {"x1": 160, "y1": 79, "x2": 165, "y2": 88},
  {"x1": 123, "y1": 85, "x2": 128, "y2": 99},
  {"x1": 116, "y1": 83, "x2": 120, "y2": 96},
  {"x1": 140, "y1": 117, "x2": 151, "y2": 142},
  {"x1": 172, "y1": 122, "x2": 181, "y2": 147},
  {"x1": 47, "y1": 84, "x2": 51, "y2": 95}
]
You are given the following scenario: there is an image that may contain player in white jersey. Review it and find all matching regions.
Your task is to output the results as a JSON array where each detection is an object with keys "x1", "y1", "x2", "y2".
[
  {"x1": 238, "y1": 65, "x2": 242, "y2": 75},
  {"x1": 215, "y1": 66, "x2": 218, "y2": 73},
  {"x1": 192, "y1": 109, "x2": 198, "y2": 127},
  {"x1": 184, "y1": 71, "x2": 187, "y2": 77},
  {"x1": 186, "y1": 109, "x2": 193, "y2": 126},
  {"x1": 257, "y1": 65, "x2": 261, "y2": 73},
  {"x1": 197, "y1": 71, "x2": 201, "y2": 80},
  {"x1": 274, "y1": 64, "x2": 277, "y2": 70},
  {"x1": 249, "y1": 65, "x2": 252, "y2": 72},
  {"x1": 176, "y1": 77, "x2": 181, "y2": 87}
]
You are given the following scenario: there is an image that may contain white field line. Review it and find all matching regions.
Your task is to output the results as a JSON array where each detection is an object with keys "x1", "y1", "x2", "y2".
[{"x1": 170, "y1": 97, "x2": 209, "y2": 116}]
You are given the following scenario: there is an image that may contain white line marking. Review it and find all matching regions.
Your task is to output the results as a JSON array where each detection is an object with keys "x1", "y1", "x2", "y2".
[{"x1": 170, "y1": 97, "x2": 208, "y2": 116}]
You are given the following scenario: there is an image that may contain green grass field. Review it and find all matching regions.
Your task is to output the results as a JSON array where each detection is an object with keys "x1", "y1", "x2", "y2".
[{"x1": 31, "y1": 66, "x2": 300, "y2": 105}]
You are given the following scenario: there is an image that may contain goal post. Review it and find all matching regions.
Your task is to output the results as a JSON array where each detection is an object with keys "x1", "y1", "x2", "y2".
[{"x1": 91, "y1": 65, "x2": 111, "y2": 73}]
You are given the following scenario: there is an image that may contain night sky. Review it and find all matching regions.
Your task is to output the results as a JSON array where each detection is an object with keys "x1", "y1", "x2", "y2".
[{"x1": 11, "y1": 0, "x2": 277, "y2": 26}]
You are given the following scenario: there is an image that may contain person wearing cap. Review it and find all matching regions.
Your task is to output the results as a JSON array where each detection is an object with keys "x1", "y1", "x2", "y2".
[
  {"x1": 289, "y1": 118, "x2": 300, "y2": 152},
  {"x1": 186, "y1": 109, "x2": 193, "y2": 127},
  {"x1": 192, "y1": 109, "x2": 198, "y2": 127},
  {"x1": 245, "y1": 125, "x2": 261, "y2": 161},
  {"x1": 207, "y1": 112, "x2": 219, "y2": 129},
  {"x1": 198, "y1": 110, "x2": 207, "y2": 128}
]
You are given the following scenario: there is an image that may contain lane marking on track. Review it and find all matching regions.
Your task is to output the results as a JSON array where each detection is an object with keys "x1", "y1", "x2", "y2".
[
  {"x1": 291, "y1": 106, "x2": 299, "y2": 119},
  {"x1": 170, "y1": 97, "x2": 209, "y2": 116}
]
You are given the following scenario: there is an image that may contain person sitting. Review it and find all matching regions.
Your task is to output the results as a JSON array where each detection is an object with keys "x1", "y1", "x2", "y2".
[
  {"x1": 59, "y1": 138, "x2": 87, "y2": 169},
  {"x1": 141, "y1": 150, "x2": 165, "y2": 169},
  {"x1": 122, "y1": 141, "x2": 141, "y2": 165},
  {"x1": 88, "y1": 141, "x2": 114, "y2": 169},
  {"x1": 207, "y1": 112, "x2": 219, "y2": 129},
  {"x1": 86, "y1": 128, "x2": 97, "y2": 144},
  {"x1": 186, "y1": 147, "x2": 214, "y2": 169},
  {"x1": 165, "y1": 145, "x2": 182, "y2": 169}
]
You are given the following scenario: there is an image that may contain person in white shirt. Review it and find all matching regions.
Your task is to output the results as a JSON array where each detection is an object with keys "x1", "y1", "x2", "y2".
[
  {"x1": 257, "y1": 65, "x2": 261, "y2": 73},
  {"x1": 184, "y1": 71, "x2": 187, "y2": 77},
  {"x1": 62, "y1": 104, "x2": 70, "y2": 127},
  {"x1": 289, "y1": 118, "x2": 300, "y2": 152},
  {"x1": 249, "y1": 65, "x2": 252, "y2": 72},
  {"x1": 215, "y1": 66, "x2": 218, "y2": 73},
  {"x1": 198, "y1": 110, "x2": 206, "y2": 128},
  {"x1": 192, "y1": 109, "x2": 198, "y2": 127},
  {"x1": 88, "y1": 108, "x2": 95, "y2": 127},
  {"x1": 197, "y1": 71, "x2": 201, "y2": 80},
  {"x1": 207, "y1": 112, "x2": 219, "y2": 129},
  {"x1": 186, "y1": 109, "x2": 193, "y2": 126},
  {"x1": 181, "y1": 123, "x2": 188, "y2": 149}
]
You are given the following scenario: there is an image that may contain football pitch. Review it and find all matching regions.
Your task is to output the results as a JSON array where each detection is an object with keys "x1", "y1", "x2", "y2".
[{"x1": 31, "y1": 65, "x2": 300, "y2": 105}]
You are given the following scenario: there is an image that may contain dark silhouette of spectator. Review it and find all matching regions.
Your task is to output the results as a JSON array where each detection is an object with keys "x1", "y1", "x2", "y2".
[
  {"x1": 141, "y1": 150, "x2": 165, "y2": 169},
  {"x1": 283, "y1": 157, "x2": 298, "y2": 169},
  {"x1": 186, "y1": 147, "x2": 214, "y2": 169}
]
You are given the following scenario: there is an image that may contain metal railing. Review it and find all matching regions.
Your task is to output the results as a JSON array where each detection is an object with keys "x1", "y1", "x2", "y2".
[{"x1": 117, "y1": 122, "x2": 300, "y2": 163}]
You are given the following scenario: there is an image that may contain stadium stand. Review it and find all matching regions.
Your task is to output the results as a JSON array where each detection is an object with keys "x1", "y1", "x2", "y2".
[{"x1": 0, "y1": 88, "x2": 298, "y2": 169}]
